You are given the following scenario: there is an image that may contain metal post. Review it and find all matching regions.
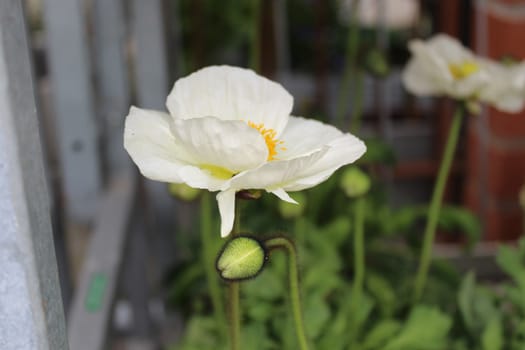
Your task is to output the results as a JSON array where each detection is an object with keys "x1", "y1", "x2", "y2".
[
  {"x1": 93, "y1": 0, "x2": 131, "y2": 175},
  {"x1": 0, "y1": 1, "x2": 68, "y2": 349},
  {"x1": 42, "y1": 0, "x2": 103, "y2": 222}
]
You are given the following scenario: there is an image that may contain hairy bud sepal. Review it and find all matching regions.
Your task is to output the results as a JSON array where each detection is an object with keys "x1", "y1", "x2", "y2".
[{"x1": 216, "y1": 235, "x2": 267, "y2": 281}]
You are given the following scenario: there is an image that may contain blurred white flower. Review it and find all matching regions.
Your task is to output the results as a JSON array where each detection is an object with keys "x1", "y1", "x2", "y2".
[
  {"x1": 402, "y1": 34, "x2": 525, "y2": 113},
  {"x1": 339, "y1": 0, "x2": 420, "y2": 29},
  {"x1": 124, "y1": 66, "x2": 366, "y2": 237},
  {"x1": 402, "y1": 34, "x2": 489, "y2": 100}
]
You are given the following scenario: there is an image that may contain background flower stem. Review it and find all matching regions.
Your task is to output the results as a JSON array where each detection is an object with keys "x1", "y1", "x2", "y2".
[
  {"x1": 336, "y1": 0, "x2": 361, "y2": 128},
  {"x1": 350, "y1": 70, "x2": 365, "y2": 134},
  {"x1": 228, "y1": 198, "x2": 241, "y2": 350},
  {"x1": 200, "y1": 192, "x2": 227, "y2": 339},
  {"x1": 413, "y1": 103, "x2": 464, "y2": 302},
  {"x1": 265, "y1": 237, "x2": 310, "y2": 350},
  {"x1": 348, "y1": 196, "x2": 366, "y2": 346}
]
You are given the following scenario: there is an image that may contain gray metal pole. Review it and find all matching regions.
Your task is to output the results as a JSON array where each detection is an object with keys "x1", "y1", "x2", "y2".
[
  {"x1": 0, "y1": 1, "x2": 68, "y2": 349},
  {"x1": 42, "y1": 0, "x2": 103, "y2": 223}
]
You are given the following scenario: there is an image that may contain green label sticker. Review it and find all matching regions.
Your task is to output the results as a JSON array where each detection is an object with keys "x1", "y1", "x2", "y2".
[{"x1": 85, "y1": 273, "x2": 107, "y2": 312}]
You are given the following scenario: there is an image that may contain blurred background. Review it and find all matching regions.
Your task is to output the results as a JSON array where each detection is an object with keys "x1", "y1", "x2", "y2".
[{"x1": 4, "y1": 0, "x2": 525, "y2": 349}]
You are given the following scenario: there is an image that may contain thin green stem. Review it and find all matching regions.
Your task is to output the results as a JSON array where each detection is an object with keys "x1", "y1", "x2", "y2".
[
  {"x1": 229, "y1": 281, "x2": 240, "y2": 350},
  {"x1": 350, "y1": 70, "x2": 365, "y2": 134},
  {"x1": 200, "y1": 193, "x2": 227, "y2": 337},
  {"x1": 265, "y1": 237, "x2": 310, "y2": 350},
  {"x1": 348, "y1": 196, "x2": 366, "y2": 347},
  {"x1": 413, "y1": 104, "x2": 464, "y2": 302},
  {"x1": 335, "y1": 0, "x2": 361, "y2": 128},
  {"x1": 229, "y1": 197, "x2": 241, "y2": 350}
]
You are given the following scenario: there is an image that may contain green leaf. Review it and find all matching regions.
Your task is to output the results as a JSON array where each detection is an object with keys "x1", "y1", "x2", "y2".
[
  {"x1": 382, "y1": 306, "x2": 452, "y2": 350},
  {"x1": 304, "y1": 293, "x2": 331, "y2": 339},
  {"x1": 243, "y1": 268, "x2": 284, "y2": 301},
  {"x1": 174, "y1": 316, "x2": 226, "y2": 350},
  {"x1": 458, "y1": 272, "x2": 499, "y2": 336},
  {"x1": 458, "y1": 271, "x2": 476, "y2": 333},
  {"x1": 496, "y1": 245, "x2": 525, "y2": 291},
  {"x1": 481, "y1": 317, "x2": 503, "y2": 350},
  {"x1": 362, "y1": 319, "x2": 402, "y2": 350},
  {"x1": 366, "y1": 273, "x2": 397, "y2": 317}
]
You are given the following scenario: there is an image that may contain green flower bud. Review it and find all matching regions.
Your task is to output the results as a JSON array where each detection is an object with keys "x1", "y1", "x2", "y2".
[
  {"x1": 341, "y1": 166, "x2": 371, "y2": 198},
  {"x1": 216, "y1": 236, "x2": 267, "y2": 281},
  {"x1": 278, "y1": 192, "x2": 306, "y2": 219},
  {"x1": 364, "y1": 49, "x2": 390, "y2": 78},
  {"x1": 168, "y1": 183, "x2": 200, "y2": 201}
]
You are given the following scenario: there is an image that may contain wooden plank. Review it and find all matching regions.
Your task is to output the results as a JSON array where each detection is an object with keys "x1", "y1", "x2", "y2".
[
  {"x1": 0, "y1": 1, "x2": 68, "y2": 348},
  {"x1": 68, "y1": 171, "x2": 137, "y2": 350},
  {"x1": 93, "y1": 0, "x2": 131, "y2": 174},
  {"x1": 42, "y1": 0, "x2": 102, "y2": 222}
]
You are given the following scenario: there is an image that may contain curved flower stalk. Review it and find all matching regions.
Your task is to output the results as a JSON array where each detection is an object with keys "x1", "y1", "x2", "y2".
[
  {"x1": 402, "y1": 34, "x2": 525, "y2": 302},
  {"x1": 124, "y1": 65, "x2": 367, "y2": 237},
  {"x1": 403, "y1": 34, "x2": 525, "y2": 113}
]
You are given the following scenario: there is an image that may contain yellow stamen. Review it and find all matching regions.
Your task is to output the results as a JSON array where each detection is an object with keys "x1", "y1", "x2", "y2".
[
  {"x1": 449, "y1": 61, "x2": 480, "y2": 80},
  {"x1": 248, "y1": 121, "x2": 286, "y2": 161}
]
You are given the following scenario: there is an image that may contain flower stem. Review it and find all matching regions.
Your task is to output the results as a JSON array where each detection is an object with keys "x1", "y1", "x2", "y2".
[
  {"x1": 413, "y1": 104, "x2": 464, "y2": 302},
  {"x1": 229, "y1": 198, "x2": 241, "y2": 350},
  {"x1": 265, "y1": 237, "x2": 310, "y2": 350},
  {"x1": 350, "y1": 69, "x2": 365, "y2": 134},
  {"x1": 336, "y1": 0, "x2": 361, "y2": 128},
  {"x1": 200, "y1": 193, "x2": 227, "y2": 337},
  {"x1": 229, "y1": 281, "x2": 240, "y2": 350},
  {"x1": 348, "y1": 196, "x2": 366, "y2": 345}
]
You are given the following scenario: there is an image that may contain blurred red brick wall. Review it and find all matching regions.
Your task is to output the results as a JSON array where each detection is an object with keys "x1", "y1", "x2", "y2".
[{"x1": 465, "y1": 0, "x2": 525, "y2": 240}]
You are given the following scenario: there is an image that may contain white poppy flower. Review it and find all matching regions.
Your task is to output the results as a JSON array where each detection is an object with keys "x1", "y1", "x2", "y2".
[
  {"x1": 339, "y1": 0, "x2": 420, "y2": 30},
  {"x1": 402, "y1": 34, "x2": 525, "y2": 113},
  {"x1": 402, "y1": 34, "x2": 490, "y2": 100},
  {"x1": 124, "y1": 66, "x2": 366, "y2": 237}
]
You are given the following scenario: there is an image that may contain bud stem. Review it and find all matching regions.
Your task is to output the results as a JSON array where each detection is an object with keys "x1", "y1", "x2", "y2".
[
  {"x1": 228, "y1": 198, "x2": 241, "y2": 350},
  {"x1": 265, "y1": 237, "x2": 310, "y2": 350},
  {"x1": 348, "y1": 196, "x2": 366, "y2": 345}
]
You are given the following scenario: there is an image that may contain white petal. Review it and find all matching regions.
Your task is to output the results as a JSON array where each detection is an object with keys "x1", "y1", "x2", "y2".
[
  {"x1": 166, "y1": 65, "x2": 293, "y2": 135},
  {"x1": 426, "y1": 34, "x2": 474, "y2": 63},
  {"x1": 479, "y1": 61, "x2": 525, "y2": 113},
  {"x1": 278, "y1": 116, "x2": 344, "y2": 159},
  {"x1": 229, "y1": 125, "x2": 366, "y2": 193},
  {"x1": 217, "y1": 189, "x2": 236, "y2": 237},
  {"x1": 283, "y1": 135, "x2": 367, "y2": 191},
  {"x1": 402, "y1": 59, "x2": 444, "y2": 96},
  {"x1": 124, "y1": 107, "x2": 234, "y2": 191},
  {"x1": 228, "y1": 147, "x2": 329, "y2": 191},
  {"x1": 170, "y1": 116, "x2": 268, "y2": 173},
  {"x1": 124, "y1": 107, "x2": 186, "y2": 183},
  {"x1": 271, "y1": 188, "x2": 298, "y2": 204}
]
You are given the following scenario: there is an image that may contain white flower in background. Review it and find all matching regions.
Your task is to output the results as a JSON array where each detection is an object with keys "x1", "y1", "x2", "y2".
[
  {"x1": 339, "y1": 0, "x2": 420, "y2": 29},
  {"x1": 402, "y1": 34, "x2": 525, "y2": 113},
  {"x1": 124, "y1": 66, "x2": 366, "y2": 237},
  {"x1": 402, "y1": 34, "x2": 489, "y2": 100}
]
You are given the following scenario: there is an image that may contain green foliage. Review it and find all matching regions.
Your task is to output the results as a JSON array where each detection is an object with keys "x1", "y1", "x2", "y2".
[
  {"x1": 382, "y1": 306, "x2": 452, "y2": 350},
  {"x1": 166, "y1": 143, "x2": 524, "y2": 350}
]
